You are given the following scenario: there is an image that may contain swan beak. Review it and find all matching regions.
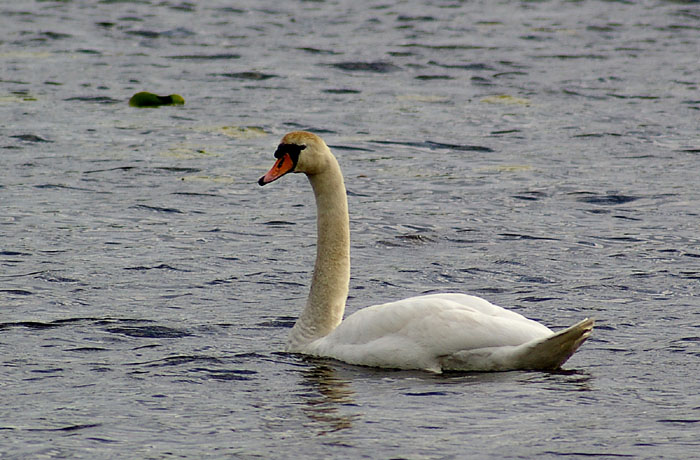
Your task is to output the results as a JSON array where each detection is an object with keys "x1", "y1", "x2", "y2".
[{"x1": 258, "y1": 153, "x2": 295, "y2": 186}]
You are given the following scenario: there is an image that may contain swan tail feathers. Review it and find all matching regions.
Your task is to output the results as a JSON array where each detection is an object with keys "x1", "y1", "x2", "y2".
[
  {"x1": 516, "y1": 317, "x2": 594, "y2": 370},
  {"x1": 437, "y1": 317, "x2": 594, "y2": 372}
]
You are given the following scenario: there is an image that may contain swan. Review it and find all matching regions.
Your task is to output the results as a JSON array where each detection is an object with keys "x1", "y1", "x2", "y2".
[{"x1": 258, "y1": 131, "x2": 593, "y2": 372}]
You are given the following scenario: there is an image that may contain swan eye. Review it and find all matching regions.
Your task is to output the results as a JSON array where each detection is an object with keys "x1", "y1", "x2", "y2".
[{"x1": 274, "y1": 143, "x2": 306, "y2": 163}]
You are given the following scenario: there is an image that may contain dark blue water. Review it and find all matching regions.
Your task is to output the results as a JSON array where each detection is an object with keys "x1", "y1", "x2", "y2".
[{"x1": 2, "y1": 1, "x2": 699, "y2": 458}]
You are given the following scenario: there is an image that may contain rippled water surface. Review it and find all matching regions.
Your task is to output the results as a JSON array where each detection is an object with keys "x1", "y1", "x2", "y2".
[{"x1": 2, "y1": 0, "x2": 700, "y2": 458}]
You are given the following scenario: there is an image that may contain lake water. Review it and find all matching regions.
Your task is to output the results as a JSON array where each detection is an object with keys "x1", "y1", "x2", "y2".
[{"x1": 2, "y1": 0, "x2": 699, "y2": 458}]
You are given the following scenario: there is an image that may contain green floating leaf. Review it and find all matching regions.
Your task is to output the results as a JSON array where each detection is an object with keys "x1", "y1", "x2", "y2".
[{"x1": 128, "y1": 91, "x2": 185, "y2": 107}]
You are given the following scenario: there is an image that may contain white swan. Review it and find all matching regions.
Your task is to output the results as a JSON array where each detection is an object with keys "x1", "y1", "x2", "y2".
[{"x1": 259, "y1": 131, "x2": 593, "y2": 373}]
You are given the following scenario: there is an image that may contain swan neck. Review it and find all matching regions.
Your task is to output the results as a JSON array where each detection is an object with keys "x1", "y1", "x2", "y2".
[{"x1": 288, "y1": 155, "x2": 350, "y2": 349}]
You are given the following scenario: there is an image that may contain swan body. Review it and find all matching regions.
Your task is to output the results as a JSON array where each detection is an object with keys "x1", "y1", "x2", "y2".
[{"x1": 259, "y1": 131, "x2": 593, "y2": 372}]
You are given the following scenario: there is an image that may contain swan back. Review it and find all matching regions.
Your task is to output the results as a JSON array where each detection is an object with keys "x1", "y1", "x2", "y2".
[{"x1": 305, "y1": 294, "x2": 554, "y2": 371}]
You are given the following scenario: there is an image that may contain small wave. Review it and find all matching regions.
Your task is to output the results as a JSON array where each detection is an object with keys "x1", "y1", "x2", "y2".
[
  {"x1": 261, "y1": 220, "x2": 296, "y2": 226},
  {"x1": 27, "y1": 423, "x2": 101, "y2": 433},
  {"x1": 571, "y1": 192, "x2": 640, "y2": 205},
  {"x1": 166, "y1": 53, "x2": 240, "y2": 60},
  {"x1": 131, "y1": 204, "x2": 184, "y2": 214},
  {"x1": 11, "y1": 134, "x2": 53, "y2": 143},
  {"x1": 371, "y1": 139, "x2": 493, "y2": 153},
  {"x1": 499, "y1": 233, "x2": 559, "y2": 241},
  {"x1": 196, "y1": 368, "x2": 257, "y2": 381},
  {"x1": 123, "y1": 264, "x2": 189, "y2": 272},
  {"x1": 64, "y1": 96, "x2": 121, "y2": 104},
  {"x1": 323, "y1": 88, "x2": 361, "y2": 94},
  {"x1": 330, "y1": 61, "x2": 400, "y2": 73},
  {"x1": 217, "y1": 71, "x2": 277, "y2": 80},
  {"x1": 258, "y1": 317, "x2": 298, "y2": 328},
  {"x1": 105, "y1": 325, "x2": 192, "y2": 339}
]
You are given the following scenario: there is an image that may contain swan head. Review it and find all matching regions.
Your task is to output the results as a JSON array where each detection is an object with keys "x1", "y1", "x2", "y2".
[{"x1": 258, "y1": 131, "x2": 331, "y2": 186}]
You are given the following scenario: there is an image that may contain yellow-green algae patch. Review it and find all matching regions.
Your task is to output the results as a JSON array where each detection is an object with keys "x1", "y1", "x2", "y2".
[
  {"x1": 160, "y1": 143, "x2": 215, "y2": 159},
  {"x1": 215, "y1": 126, "x2": 269, "y2": 139},
  {"x1": 0, "y1": 93, "x2": 38, "y2": 103},
  {"x1": 129, "y1": 91, "x2": 185, "y2": 107},
  {"x1": 0, "y1": 51, "x2": 53, "y2": 59},
  {"x1": 396, "y1": 94, "x2": 450, "y2": 103},
  {"x1": 190, "y1": 125, "x2": 270, "y2": 139},
  {"x1": 480, "y1": 94, "x2": 531, "y2": 106},
  {"x1": 179, "y1": 175, "x2": 236, "y2": 184},
  {"x1": 477, "y1": 164, "x2": 533, "y2": 173}
]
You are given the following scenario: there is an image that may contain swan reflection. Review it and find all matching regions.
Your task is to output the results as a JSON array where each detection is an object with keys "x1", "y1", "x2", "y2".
[{"x1": 298, "y1": 362, "x2": 359, "y2": 435}]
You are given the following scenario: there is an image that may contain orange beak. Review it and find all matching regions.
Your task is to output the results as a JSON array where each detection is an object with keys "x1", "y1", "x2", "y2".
[{"x1": 258, "y1": 153, "x2": 295, "y2": 186}]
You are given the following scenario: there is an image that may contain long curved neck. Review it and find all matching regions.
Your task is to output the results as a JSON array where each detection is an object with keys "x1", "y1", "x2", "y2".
[{"x1": 288, "y1": 155, "x2": 350, "y2": 349}]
